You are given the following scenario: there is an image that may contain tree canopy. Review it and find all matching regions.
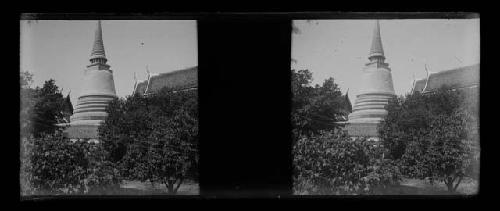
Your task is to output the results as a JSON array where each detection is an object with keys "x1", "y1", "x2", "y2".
[
  {"x1": 31, "y1": 79, "x2": 73, "y2": 138},
  {"x1": 291, "y1": 69, "x2": 351, "y2": 139},
  {"x1": 290, "y1": 69, "x2": 401, "y2": 195},
  {"x1": 20, "y1": 74, "x2": 73, "y2": 181},
  {"x1": 20, "y1": 71, "x2": 37, "y2": 138},
  {"x1": 379, "y1": 86, "x2": 479, "y2": 192},
  {"x1": 99, "y1": 88, "x2": 198, "y2": 194}
]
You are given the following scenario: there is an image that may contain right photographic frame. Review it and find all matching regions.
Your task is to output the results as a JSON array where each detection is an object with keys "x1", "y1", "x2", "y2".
[{"x1": 291, "y1": 17, "x2": 480, "y2": 195}]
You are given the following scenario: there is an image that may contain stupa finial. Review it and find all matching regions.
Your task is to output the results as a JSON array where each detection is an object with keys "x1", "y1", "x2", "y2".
[
  {"x1": 368, "y1": 20, "x2": 385, "y2": 60},
  {"x1": 90, "y1": 20, "x2": 107, "y2": 63}
]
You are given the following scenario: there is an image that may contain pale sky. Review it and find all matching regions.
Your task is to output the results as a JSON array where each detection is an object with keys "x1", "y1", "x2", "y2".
[
  {"x1": 20, "y1": 20, "x2": 197, "y2": 104},
  {"x1": 292, "y1": 19, "x2": 480, "y2": 103},
  {"x1": 20, "y1": 19, "x2": 480, "y2": 105}
]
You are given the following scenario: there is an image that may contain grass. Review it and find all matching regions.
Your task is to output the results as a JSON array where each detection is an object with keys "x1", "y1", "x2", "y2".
[
  {"x1": 22, "y1": 180, "x2": 200, "y2": 196},
  {"x1": 118, "y1": 180, "x2": 199, "y2": 195},
  {"x1": 391, "y1": 177, "x2": 478, "y2": 195},
  {"x1": 294, "y1": 177, "x2": 478, "y2": 195}
]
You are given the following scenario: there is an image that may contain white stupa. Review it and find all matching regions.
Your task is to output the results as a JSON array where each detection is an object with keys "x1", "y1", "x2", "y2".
[
  {"x1": 346, "y1": 20, "x2": 396, "y2": 137},
  {"x1": 62, "y1": 20, "x2": 117, "y2": 139}
]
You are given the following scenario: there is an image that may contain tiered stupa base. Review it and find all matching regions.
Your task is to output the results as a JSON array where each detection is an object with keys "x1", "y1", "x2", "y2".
[
  {"x1": 62, "y1": 121, "x2": 102, "y2": 139},
  {"x1": 63, "y1": 94, "x2": 115, "y2": 139},
  {"x1": 345, "y1": 122, "x2": 379, "y2": 137},
  {"x1": 346, "y1": 93, "x2": 394, "y2": 137}
]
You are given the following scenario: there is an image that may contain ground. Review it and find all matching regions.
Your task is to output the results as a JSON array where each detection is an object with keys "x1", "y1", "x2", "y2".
[
  {"x1": 295, "y1": 177, "x2": 478, "y2": 195},
  {"x1": 387, "y1": 177, "x2": 478, "y2": 195},
  {"x1": 23, "y1": 180, "x2": 200, "y2": 196},
  {"x1": 77, "y1": 180, "x2": 199, "y2": 195},
  {"x1": 119, "y1": 180, "x2": 200, "y2": 195}
]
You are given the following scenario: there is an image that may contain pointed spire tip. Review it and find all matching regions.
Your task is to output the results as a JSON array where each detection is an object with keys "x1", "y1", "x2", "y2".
[
  {"x1": 90, "y1": 20, "x2": 106, "y2": 60},
  {"x1": 369, "y1": 20, "x2": 384, "y2": 59}
]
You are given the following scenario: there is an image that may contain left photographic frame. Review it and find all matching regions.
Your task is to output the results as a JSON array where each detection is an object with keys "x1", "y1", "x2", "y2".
[{"x1": 20, "y1": 19, "x2": 199, "y2": 196}]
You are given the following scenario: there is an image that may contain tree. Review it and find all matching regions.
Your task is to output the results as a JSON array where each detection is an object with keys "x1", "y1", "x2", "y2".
[
  {"x1": 379, "y1": 87, "x2": 463, "y2": 160},
  {"x1": 379, "y1": 86, "x2": 478, "y2": 192},
  {"x1": 63, "y1": 93, "x2": 73, "y2": 122},
  {"x1": 20, "y1": 71, "x2": 34, "y2": 89},
  {"x1": 401, "y1": 110, "x2": 476, "y2": 193},
  {"x1": 293, "y1": 130, "x2": 401, "y2": 195},
  {"x1": 99, "y1": 88, "x2": 198, "y2": 194},
  {"x1": 291, "y1": 69, "x2": 351, "y2": 139},
  {"x1": 20, "y1": 71, "x2": 37, "y2": 195},
  {"x1": 20, "y1": 74, "x2": 116, "y2": 195},
  {"x1": 20, "y1": 71, "x2": 37, "y2": 138},
  {"x1": 32, "y1": 79, "x2": 69, "y2": 138}
]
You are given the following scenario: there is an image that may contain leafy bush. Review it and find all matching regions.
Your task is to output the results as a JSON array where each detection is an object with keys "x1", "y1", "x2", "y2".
[
  {"x1": 27, "y1": 132, "x2": 88, "y2": 194},
  {"x1": 82, "y1": 141, "x2": 122, "y2": 194},
  {"x1": 22, "y1": 131, "x2": 120, "y2": 195},
  {"x1": 20, "y1": 135, "x2": 35, "y2": 195},
  {"x1": 293, "y1": 131, "x2": 401, "y2": 195}
]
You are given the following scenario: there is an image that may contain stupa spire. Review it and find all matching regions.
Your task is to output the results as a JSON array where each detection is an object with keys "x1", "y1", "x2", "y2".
[
  {"x1": 368, "y1": 20, "x2": 385, "y2": 60},
  {"x1": 90, "y1": 20, "x2": 107, "y2": 64}
]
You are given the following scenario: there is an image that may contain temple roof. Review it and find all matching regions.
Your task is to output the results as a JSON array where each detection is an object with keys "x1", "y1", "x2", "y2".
[
  {"x1": 413, "y1": 64, "x2": 479, "y2": 93},
  {"x1": 134, "y1": 66, "x2": 198, "y2": 95},
  {"x1": 412, "y1": 64, "x2": 479, "y2": 127},
  {"x1": 90, "y1": 20, "x2": 106, "y2": 60},
  {"x1": 368, "y1": 20, "x2": 385, "y2": 59}
]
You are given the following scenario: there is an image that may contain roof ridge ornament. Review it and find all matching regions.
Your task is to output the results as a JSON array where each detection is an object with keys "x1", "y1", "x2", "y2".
[{"x1": 423, "y1": 64, "x2": 431, "y2": 92}]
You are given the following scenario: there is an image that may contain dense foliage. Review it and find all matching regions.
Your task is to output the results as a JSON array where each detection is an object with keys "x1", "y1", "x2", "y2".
[
  {"x1": 291, "y1": 69, "x2": 351, "y2": 139},
  {"x1": 380, "y1": 87, "x2": 463, "y2": 160},
  {"x1": 20, "y1": 72, "x2": 115, "y2": 195},
  {"x1": 99, "y1": 88, "x2": 198, "y2": 194},
  {"x1": 20, "y1": 71, "x2": 198, "y2": 195},
  {"x1": 20, "y1": 71, "x2": 37, "y2": 139},
  {"x1": 31, "y1": 79, "x2": 73, "y2": 138},
  {"x1": 21, "y1": 72, "x2": 77, "y2": 195},
  {"x1": 293, "y1": 131, "x2": 401, "y2": 195},
  {"x1": 22, "y1": 131, "x2": 119, "y2": 194},
  {"x1": 291, "y1": 69, "x2": 401, "y2": 195},
  {"x1": 379, "y1": 87, "x2": 479, "y2": 192}
]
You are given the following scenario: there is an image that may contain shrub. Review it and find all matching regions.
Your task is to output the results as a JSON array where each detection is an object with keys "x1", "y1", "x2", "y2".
[
  {"x1": 22, "y1": 132, "x2": 120, "y2": 195},
  {"x1": 20, "y1": 135, "x2": 35, "y2": 195},
  {"x1": 82, "y1": 142, "x2": 122, "y2": 194},
  {"x1": 27, "y1": 132, "x2": 88, "y2": 194},
  {"x1": 293, "y1": 131, "x2": 401, "y2": 195}
]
